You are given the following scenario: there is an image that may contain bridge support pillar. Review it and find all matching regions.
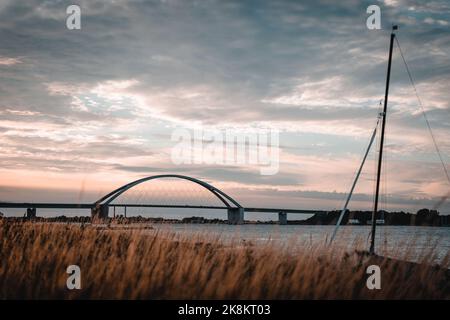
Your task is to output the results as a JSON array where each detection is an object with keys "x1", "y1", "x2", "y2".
[
  {"x1": 227, "y1": 207, "x2": 244, "y2": 225},
  {"x1": 26, "y1": 208, "x2": 36, "y2": 219},
  {"x1": 278, "y1": 212, "x2": 287, "y2": 225},
  {"x1": 91, "y1": 204, "x2": 109, "y2": 220}
]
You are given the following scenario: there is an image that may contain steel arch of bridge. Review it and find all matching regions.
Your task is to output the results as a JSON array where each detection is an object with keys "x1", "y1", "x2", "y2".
[
  {"x1": 94, "y1": 174, "x2": 242, "y2": 209},
  {"x1": 0, "y1": 173, "x2": 328, "y2": 224}
]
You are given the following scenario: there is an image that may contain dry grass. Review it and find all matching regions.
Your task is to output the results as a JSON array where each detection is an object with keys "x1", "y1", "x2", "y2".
[{"x1": 0, "y1": 220, "x2": 448, "y2": 299}]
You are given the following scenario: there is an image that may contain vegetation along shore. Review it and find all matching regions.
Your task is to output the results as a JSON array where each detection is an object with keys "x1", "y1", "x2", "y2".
[{"x1": 0, "y1": 220, "x2": 448, "y2": 299}]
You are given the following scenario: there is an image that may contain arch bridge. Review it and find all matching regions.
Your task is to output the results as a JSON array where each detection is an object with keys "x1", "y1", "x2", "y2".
[
  {"x1": 0, "y1": 174, "x2": 327, "y2": 224},
  {"x1": 92, "y1": 174, "x2": 245, "y2": 224}
]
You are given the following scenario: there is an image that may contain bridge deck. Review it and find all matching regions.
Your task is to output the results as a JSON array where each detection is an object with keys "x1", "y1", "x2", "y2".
[
  {"x1": 0, "y1": 202, "x2": 326, "y2": 214},
  {"x1": 0, "y1": 203, "x2": 93, "y2": 209}
]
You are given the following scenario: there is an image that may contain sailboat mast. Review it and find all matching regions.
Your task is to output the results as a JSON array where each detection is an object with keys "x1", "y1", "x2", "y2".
[{"x1": 370, "y1": 25, "x2": 397, "y2": 254}]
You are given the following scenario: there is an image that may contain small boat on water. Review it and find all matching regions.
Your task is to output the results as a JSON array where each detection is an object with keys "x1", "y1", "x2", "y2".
[{"x1": 368, "y1": 220, "x2": 385, "y2": 226}]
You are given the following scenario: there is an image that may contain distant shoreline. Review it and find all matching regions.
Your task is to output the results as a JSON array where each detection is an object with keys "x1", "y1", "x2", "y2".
[{"x1": 1, "y1": 208, "x2": 449, "y2": 227}]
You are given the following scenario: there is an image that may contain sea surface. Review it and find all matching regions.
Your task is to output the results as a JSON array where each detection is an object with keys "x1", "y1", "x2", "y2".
[
  {"x1": 2, "y1": 207, "x2": 449, "y2": 264},
  {"x1": 149, "y1": 224, "x2": 450, "y2": 265}
]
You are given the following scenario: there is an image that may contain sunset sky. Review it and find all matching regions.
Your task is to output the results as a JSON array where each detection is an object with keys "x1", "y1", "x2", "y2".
[{"x1": 0, "y1": 0, "x2": 449, "y2": 216}]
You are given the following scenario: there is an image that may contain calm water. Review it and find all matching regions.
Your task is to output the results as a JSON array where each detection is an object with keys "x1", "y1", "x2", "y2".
[{"x1": 150, "y1": 224, "x2": 450, "y2": 264}]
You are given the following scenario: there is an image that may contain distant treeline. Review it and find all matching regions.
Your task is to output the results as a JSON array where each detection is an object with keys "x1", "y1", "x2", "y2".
[
  {"x1": 291, "y1": 208, "x2": 450, "y2": 226},
  {"x1": 0, "y1": 208, "x2": 448, "y2": 226}
]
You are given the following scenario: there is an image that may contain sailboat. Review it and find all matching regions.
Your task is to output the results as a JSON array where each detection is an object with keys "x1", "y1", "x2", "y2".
[
  {"x1": 368, "y1": 25, "x2": 398, "y2": 253},
  {"x1": 329, "y1": 26, "x2": 397, "y2": 252},
  {"x1": 330, "y1": 25, "x2": 449, "y2": 254}
]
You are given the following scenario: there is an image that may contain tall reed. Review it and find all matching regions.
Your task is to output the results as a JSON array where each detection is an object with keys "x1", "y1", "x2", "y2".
[{"x1": 0, "y1": 221, "x2": 448, "y2": 299}]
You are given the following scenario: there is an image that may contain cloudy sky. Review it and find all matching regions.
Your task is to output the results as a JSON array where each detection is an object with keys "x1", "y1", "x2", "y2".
[{"x1": 0, "y1": 0, "x2": 449, "y2": 215}]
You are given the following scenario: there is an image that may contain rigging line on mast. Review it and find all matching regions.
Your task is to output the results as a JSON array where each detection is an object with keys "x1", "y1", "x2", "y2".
[
  {"x1": 395, "y1": 37, "x2": 450, "y2": 188},
  {"x1": 329, "y1": 113, "x2": 381, "y2": 245},
  {"x1": 383, "y1": 103, "x2": 388, "y2": 213},
  {"x1": 370, "y1": 102, "x2": 382, "y2": 240},
  {"x1": 372, "y1": 101, "x2": 383, "y2": 210}
]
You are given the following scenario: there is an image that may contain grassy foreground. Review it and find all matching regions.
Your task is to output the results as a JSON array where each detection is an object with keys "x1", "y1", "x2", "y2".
[{"x1": 0, "y1": 220, "x2": 448, "y2": 299}]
